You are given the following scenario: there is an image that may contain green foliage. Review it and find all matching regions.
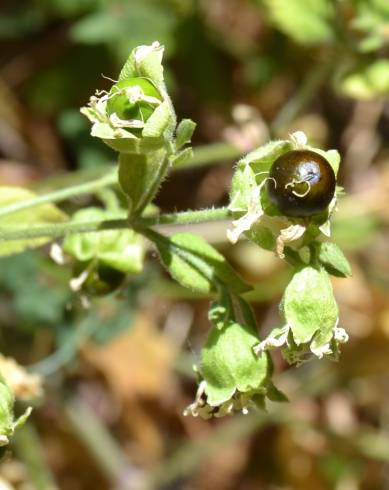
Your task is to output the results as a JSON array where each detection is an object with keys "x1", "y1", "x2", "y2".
[
  {"x1": 71, "y1": 0, "x2": 179, "y2": 62},
  {"x1": 340, "y1": 60, "x2": 389, "y2": 99},
  {"x1": 63, "y1": 207, "x2": 144, "y2": 274},
  {"x1": 264, "y1": 0, "x2": 335, "y2": 44},
  {"x1": 351, "y1": 0, "x2": 389, "y2": 52},
  {"x1": 0, "y1": 187, "x2": 67, "y2": 257},
  {"x1": 0, "y1": 252, "x2": 70, "y2": 326},
  {"x1": 149, "y1": 231, "x2": 250, "y2": 295}
]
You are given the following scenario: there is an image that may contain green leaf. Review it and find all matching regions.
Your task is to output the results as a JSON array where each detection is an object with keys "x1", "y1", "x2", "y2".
[
  {"x1": 339, "y1": 60, "x2": 389, "y2": 99},
  {"x1": 283, "y1": 266, "x2": 338, "y2": 345},
  {"x1": 175, "y1": 119, "x2": 196, "y2": 149},
  {"x1": 264, "y1": 0, "x2": 335, "y2": 44},
  {"x1": 317, "y1": 242, "x2": 352, "y2": 278},
  {"x1": 151, "y1": 231, "x2": 250, "y2": 294},
  {"x1": 63, "y1": 208, "x2": 144, "y2": 274},
  {"x1": 0, "y1": 187, "x2": 67, "y2": 257}
]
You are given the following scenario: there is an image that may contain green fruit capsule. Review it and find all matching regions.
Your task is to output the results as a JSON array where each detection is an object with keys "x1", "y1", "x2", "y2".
[
  {"x1": 106, "y1": 77, "x2": 162, "y2": 123},
  {"x1": 267, "y1": 150, "x2": 336, "y2": 218}
]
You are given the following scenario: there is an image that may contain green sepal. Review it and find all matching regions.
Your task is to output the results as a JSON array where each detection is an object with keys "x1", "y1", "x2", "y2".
[
  {"x1": 118, "y1": 149, "x2": 168, "y2": 215},
  {"x1": 175, "y1": 119, "x2": 196, "y2": 150},
  {"x1": 63, "y1": 207, "x2": 144, "y2": 274},
  {"x1": 184, "y1": 295, "x2": 284, "y2": 418},
  {"x1": 150, "y1": 231, "x2": 251, "y2": 294},
  {"x1": 201, "y1": 320, "x2": 270, "y2": 407},
  {"x1": 283, "y1": 266, "x2": 338, "y2": 345},
  {"x1": 229, "y1": 139, "x2": 292, "y2": 214},
  {"x1": 266, "y1": 382, "x2": 289, "y2": 402},
  {"x1": 307, "y1": 147, "x2": 341, "y2": 176},
  {"x1": 171, "y1": 147, "x2": 193, "y2": 167},
  {"x1": 119, "y1": 42, "x2": 165, "y2": 88},
  {"x1": 256, "y1": 265, "x2": 347, "y2": 364},
  {"x1": 0, "y1": 375, "x2": 31, "y2": 447},
  {"x1": 316, "y1": 242, "x2": 352, "y2": 278}
]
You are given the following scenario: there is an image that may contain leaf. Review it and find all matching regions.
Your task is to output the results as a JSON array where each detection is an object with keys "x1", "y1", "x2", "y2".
[
  {"x1": 175, "y1": 119, "x2": 196, "y2": 149},
  {"x1": 0, "y1": 187, "x2": 67, "y2": 257},
  {"x1": 264, "y1": 0, "x2": 335, "y2": 44},
  {"x1": 283, "y1": 266, "x2": 338, "y2": 345},
  {"x1": 63, "y1": 207, "x2": 144, "y2": 274},
  {"x1": 340, "y1": 60, "x2": 389, "y2": 99},
  {"x1": 317, "y1": 242, "x2": 352, "y2": 278},
  {"x1": 151, "y1": 231, "x2": 250, "y2": 294}
]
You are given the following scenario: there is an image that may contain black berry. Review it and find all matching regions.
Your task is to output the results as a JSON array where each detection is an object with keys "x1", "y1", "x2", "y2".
[{"x1": 267, "y1": 150, "x2": 336, "y2": 217}]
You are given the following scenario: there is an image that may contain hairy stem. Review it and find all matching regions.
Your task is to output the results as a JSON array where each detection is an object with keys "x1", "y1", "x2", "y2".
[
  {"x1": 0, "y1": 207, "x2": 230, "y2": 242},
  {"x1": 0, "y1": 143, "x2": 241, "y2": 220},
  {"x1": 0, "y1": 171, "x2": 118, "y2": 219}
]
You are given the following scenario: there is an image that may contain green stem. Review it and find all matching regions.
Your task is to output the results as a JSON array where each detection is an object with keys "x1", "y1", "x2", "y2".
[
  {"x1": 0, "y1": 218, "x2": 129, "y2": 242},
  {"x1": 0, "y1": 207, "x2": 230, "y2": 242},
  {"x1": 137, "y1": 206, "x2": 230, "y2": 227},
  {"x1": 13, "y1": 423, "x2": 58, "y2": 490},
  {"x1": 64, "y1": 396, "x2": 128, "y2": 483},
  {"x1": 0, "y1": 171, "x2": 118, "y2": 219},
  {"x1": 0, "y1": 143, "x2": 240, "y2": 220},
  {"x1": 174, "y1": 142, "x2": 241, "y2": 169}
]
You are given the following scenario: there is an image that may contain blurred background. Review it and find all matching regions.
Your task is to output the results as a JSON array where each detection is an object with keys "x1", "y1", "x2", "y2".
[{"x1": 0, "y1": 0, "x2": 389, "y2": 489}]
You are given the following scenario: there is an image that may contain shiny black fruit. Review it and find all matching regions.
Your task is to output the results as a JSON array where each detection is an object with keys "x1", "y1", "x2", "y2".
[{"x1": 267, "y1": 149, "x2": 336, "y2": 217}]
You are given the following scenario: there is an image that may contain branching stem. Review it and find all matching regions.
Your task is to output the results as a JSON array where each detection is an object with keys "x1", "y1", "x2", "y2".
[{"x1": 0, "y1": 207, "x2": 230, "y2": 242}]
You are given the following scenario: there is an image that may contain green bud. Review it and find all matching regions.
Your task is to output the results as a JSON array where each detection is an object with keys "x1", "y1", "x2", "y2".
[{"x1": 80, "y1": 42, "x2": 176, "y2": 154}]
